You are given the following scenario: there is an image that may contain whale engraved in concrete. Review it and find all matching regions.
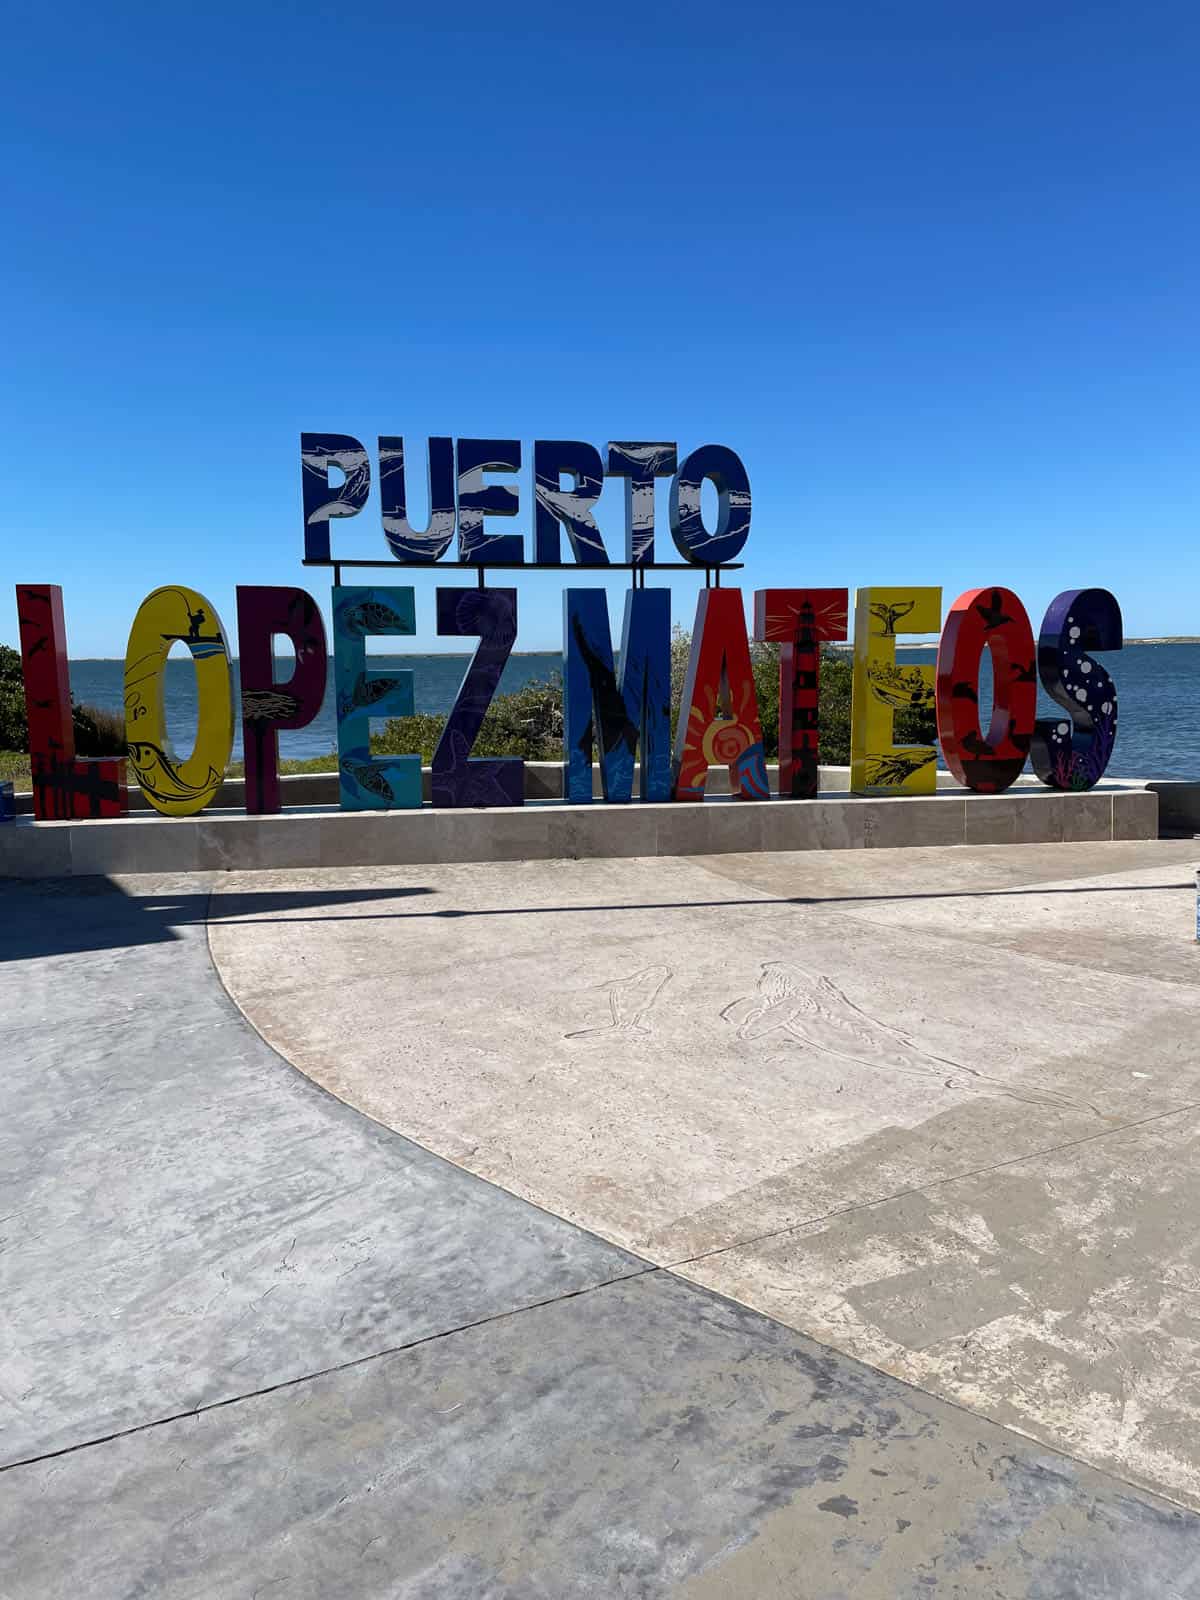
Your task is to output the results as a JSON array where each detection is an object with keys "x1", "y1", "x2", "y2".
[{"x1": 566, "y1": 965, "x2": 673, "y2": 1040}]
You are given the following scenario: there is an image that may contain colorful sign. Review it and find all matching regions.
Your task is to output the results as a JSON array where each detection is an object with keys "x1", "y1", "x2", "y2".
[{"x1": 13, "y1": 435, "x2": 1123, "y2": 820}]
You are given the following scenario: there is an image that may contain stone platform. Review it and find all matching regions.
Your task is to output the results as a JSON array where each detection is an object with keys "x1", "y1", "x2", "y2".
[
  {"x1": 0, "y1": 783, "x2": 1160, "y2": 877},
  {"x1": 6, "y1": 844, "x2": 1200, "y2": 1598},
  {"x1": 207, "y1": 841, "x2": 1200, "y2": 1515}
]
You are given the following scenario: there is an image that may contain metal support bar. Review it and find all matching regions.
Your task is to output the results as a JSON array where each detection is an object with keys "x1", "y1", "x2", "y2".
[{"x1": 301, "y1": 559, "x2": 743, "y2": 574}]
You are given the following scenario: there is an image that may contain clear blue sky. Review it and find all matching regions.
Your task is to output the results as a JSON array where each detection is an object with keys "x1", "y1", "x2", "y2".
[{"x1": 3, "y1": 1, "x2": 1198, "y2": 655}]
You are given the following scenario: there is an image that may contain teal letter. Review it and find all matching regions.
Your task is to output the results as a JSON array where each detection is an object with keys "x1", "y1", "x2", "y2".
[{"x1": 332, "y1": 586, "x2": 421, "y2": 810}]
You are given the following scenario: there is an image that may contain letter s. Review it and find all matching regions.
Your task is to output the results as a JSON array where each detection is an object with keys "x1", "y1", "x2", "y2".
[{"x1": 1030, "y1": 588, "x2": 1121, "y2": 791}]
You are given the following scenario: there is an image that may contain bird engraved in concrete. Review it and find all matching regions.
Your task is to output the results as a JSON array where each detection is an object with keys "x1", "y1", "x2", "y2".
[
  {"x1": 566, "y1": 966, "x2": 672, "y2": 1040},
  {"x1": 720, "y1": 962, "x2": 1101, "y2": 1116}
]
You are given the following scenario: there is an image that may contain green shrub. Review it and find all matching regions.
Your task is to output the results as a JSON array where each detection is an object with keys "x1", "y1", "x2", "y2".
[
  {"x1": 72, "y1": 702, "x2": 127, "y2": 756},
  {"x1": 0, "y1": 646, "x2": 131, "y2": 761},
  {"x1": 374, "y1": 676, "x2": 565, "y2": 763},
  {"x1": 895, "y1": 684, "x2": 938, "y2": 751},
  {"x1": 0, "y1": 645, "x2": 27, "y2": 752},
  {"x1": 816, "y1": 650, "x2": 853, "y2": 764},
  {"x1": 375, "y1": 639, "x2": 937, "y2": 767},
  {"x1": 227, "y1": 753, "x2": 341, "y2": 779},
  {"x1": 0, "y1": 750, "x2": 32, "y2": 785}
]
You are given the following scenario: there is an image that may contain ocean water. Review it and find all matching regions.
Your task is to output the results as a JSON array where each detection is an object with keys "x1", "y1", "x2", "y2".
[
  {"x1": 66, "y1": 642, "x2": 1200, "y2": 780},
  {"x1": 69, "y1": 653, "x2": 564, "y2": 765}
]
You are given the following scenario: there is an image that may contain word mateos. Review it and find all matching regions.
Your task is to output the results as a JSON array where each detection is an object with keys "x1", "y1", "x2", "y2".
[
  {"x1": 15, "y1": 580, "x2": 1121, "y2": 822},
  {"x1": 300, "y1": 435, "x2": 752, "y2": 567}
]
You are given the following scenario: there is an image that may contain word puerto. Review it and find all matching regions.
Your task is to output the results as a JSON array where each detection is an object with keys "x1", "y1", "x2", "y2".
[{"x1": 299, "y1": 435, "x2": 752, "y2": 567}]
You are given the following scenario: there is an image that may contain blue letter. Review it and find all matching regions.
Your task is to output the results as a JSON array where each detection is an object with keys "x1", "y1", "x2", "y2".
[
  {"x1": 605, "y1": 443, "x2": 677, "y2": 564},
  {"x1": 1030, "y1": 588, "x2": 1121, "y2": 791},
  {"x1": 563, "y1": 588, "x2": 672, "y2": 803},
  {"x1": 457, "y1": 439, "x2": 524, "y2": 563},
  {"x1": 669, "y1": 444, "x2": 751, "y2": 565},
  {"x1": 379, "y1": 436, "x2": 456, "y2": 562},
  {"x1": 533, "y1": 441, "x2": 608, "y2": 564},
  {"x1": 300, "y1": 433, "x2": 370, "y2": 562}
]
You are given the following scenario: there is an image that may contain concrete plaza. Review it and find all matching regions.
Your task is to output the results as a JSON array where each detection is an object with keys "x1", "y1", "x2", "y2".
[{"x1": 4, "y1": 838, "x2": 1200, "y2": 1596}]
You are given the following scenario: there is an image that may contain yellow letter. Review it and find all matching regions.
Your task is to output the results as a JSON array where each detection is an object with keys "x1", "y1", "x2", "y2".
[
  {"x1": 850, "y1": 586, "x2": 941, "y2": 795},
  {"x1": 124, "y1": 586, "x2": 233, "y2": 816}
]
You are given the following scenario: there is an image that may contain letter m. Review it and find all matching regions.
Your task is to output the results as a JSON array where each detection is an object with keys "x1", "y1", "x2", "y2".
[{"x1": 562, "y1": 588, "x2": 671, "y2": 803}]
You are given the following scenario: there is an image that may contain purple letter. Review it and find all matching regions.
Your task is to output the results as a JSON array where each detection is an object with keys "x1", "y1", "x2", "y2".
[{"x1": 236, "y1": 587, "x2": 328, "y2": 814}]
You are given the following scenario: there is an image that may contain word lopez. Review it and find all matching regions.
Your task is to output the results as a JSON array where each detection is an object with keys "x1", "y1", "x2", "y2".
[{"x1": 15, "y1": 579, "x2": 1121, "y2": 821}]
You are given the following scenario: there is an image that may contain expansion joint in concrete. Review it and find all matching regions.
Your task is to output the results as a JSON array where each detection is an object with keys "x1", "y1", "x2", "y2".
[
  {"x1": 661, "y1": 1098, "x2": 1200, "y2": 1278},
  {"x1": 0, "y1": 1265, "x2": 659, "y2": 1477}
]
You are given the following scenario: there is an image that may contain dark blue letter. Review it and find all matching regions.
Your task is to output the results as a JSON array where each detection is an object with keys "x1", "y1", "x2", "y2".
[
  {"x1": 563, "y1": 588, "x2": 672, "y2": 803},
  {"x1": 1030, "y1": 588, "x2": 1121, "y2": 791},
  {"x1": 669, "y1": 444, "x2": 751, "y2": 565},
  {"x1": 534, "y1": 441, "x2": 608, "y2": 564},
  {"x1": 300, "y1": 433, "x2": 370, "y2": 562},
  {"x1": 457, "y1": 440, "x2": 524, "y2": 563},
  {"x1": 379, "y1": 436, "x2": 456, "y2": 562},
  {"x1": 605, "y1": 443, "x2": 677, "y2": 564},
  {"x1": 432, "y1": 588, "x2": 523, "y2": 806}
]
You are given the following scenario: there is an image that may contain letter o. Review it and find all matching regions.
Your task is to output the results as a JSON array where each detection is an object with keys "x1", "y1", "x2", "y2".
[
  {"x1": 668, "y1": 445, "x2": 751, "y2": 565},
  {"x1": 124, "y1": 586, "x2": 234, "y2": 815},
  {"x1": 936, "y1": 586, "x2": 1036, "y2": 793}
]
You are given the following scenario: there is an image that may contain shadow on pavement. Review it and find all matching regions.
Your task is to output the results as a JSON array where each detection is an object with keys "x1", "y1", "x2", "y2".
[
  {"x1": 2, "y1": 873, "x2": 1189, "y2": 961},
  {"x1": 216, "y1": 878, "x2": 1192, "y2": 924},
  {"x1": 0, "y1": 878, "x2": 436, "y2": 962}
]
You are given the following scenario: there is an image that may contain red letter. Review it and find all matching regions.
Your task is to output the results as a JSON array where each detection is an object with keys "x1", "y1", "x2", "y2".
[
  {"x1": 753, "y1": 589, "x2": 848, "y2": 798},
  {"x1": 16, "y1": 584, "x2": 126, "y2": 820},
  {"x1": 673, "y1": 589, "x2": 768, "y2": 801},
  {"x1": 936, "y1": 586, "x2": 1036, "y2": 793}
]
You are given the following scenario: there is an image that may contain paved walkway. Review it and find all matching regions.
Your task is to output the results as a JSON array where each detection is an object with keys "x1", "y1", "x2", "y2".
[{"x1": 3, "y1": 843, "x2": 1199, "y2": 1596}]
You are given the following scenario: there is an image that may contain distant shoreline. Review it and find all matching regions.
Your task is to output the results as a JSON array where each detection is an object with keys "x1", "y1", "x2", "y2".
[
  {"x1": 828, "y1": 637, "x2": 1198, "y2": 650},
  {"x1": 65, "y1": 650, "x2": 566, "y2": 663}
]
